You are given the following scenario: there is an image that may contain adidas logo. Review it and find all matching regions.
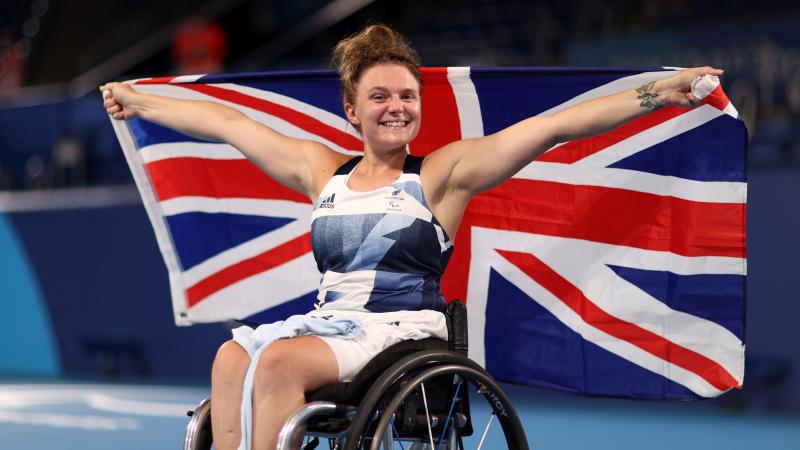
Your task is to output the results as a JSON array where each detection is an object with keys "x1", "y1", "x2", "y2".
[
  {"x1": 391, "y1": 189, "x2": 401, "y2": 196},
  {"x1": 319, "y1": 193, "x2": 336, "y2": 209}
]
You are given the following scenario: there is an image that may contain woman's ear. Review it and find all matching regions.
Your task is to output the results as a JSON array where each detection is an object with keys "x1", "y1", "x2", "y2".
[{"x1": 344, "y1": 102, "x2": 360, "y2": 127}]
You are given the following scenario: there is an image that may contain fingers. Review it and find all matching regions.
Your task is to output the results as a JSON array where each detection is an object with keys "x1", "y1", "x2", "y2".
[
  {"x1": 98, "y1": 81, "x2": 125, "y2": 100},
  {"x1": 677, "y1": 67, "x2": 724, "y2": 84},
  {"x1": 100, "y1": 82, "x2": 125, "y2": 119},
  {"x1": 103, "y1": 97, "x2": 120, "y2": 115},
  {"x1": 98, "y1": 82, "x2": 115, "y2": 97},
  {"x1": 99, "y1": 83, "x2": 115, "y2": 103},
  {"x1": 667, "y1": 66, "x2": 724, "y2": 94},
  {"x1": 692, "y1": 66, "x2": 724, "y2": 77},
  {"x1": 102, "y1": 93, "x2": 116, "y2": 107}
]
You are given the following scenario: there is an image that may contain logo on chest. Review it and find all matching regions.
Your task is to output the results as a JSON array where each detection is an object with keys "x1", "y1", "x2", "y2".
[
  {"x1": 319, "y1": 193, "x2": 336, "y2": 209},
  {"x1": 385, "y1": 189, "x2": 404, "y2": 212}
]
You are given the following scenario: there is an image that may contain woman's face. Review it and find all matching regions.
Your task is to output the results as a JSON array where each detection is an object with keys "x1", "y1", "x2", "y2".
[{"x1": 345, "y1": 63, "x2": 421, "y2": 153}]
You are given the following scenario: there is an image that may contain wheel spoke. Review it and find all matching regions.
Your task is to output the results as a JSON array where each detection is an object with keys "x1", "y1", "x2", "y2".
[
  {"x1": 476, "y1": 413, "x2": 495, "y2": 450},
  {"x1": 389, "y1": 416, "x2": 406, "y2": 450},
  {"x1": 366, "y1": 364, "x2": 527, "y2": 450},
  {"x1": 436, "y1": 379, "x2": 463, "y2": 447},
  {"x1": 386, "y1": 415, "x2": 404, "y2": 450},
  {"x1": 420, "y1": 382, "x2": 436, "y2": 449}
]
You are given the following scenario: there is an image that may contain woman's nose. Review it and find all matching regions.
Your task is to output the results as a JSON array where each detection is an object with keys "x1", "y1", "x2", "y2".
[{"x1": 387, "y1": 96, "x2": 403, "y2": 112}]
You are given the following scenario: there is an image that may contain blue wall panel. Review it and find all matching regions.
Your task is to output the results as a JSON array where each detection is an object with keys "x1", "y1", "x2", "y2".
[
  {"x1": 0, "y1": 213, "x2": 60, "y2": 376},
  {"x1": 5, "y1": 203, "x2": 230, "y2": 381}
]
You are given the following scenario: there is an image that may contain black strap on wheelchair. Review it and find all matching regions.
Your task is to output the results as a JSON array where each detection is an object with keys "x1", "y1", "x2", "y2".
[{"x1": 445, "y1": 299, "x2": 468, "y2": 356}]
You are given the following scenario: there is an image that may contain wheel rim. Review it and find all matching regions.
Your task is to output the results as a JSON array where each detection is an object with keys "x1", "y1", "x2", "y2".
[{"x1": 365, "y1": 364, "x2": 528, "y2": 450}]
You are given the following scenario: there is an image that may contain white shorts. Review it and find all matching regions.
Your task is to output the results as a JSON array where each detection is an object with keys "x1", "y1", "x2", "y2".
[{"x1": 308, "y1": 309, "x2": 448, "y2": 381}]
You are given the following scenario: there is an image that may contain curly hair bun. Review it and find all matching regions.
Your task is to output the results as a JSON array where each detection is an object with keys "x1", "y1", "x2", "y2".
[{"x1": 332, "y1": 24, "x2": 421, "y2": 105}]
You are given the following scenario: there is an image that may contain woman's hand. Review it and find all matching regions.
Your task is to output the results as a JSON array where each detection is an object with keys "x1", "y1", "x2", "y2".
[
  {"x1": 99, "y1": 82, "x2": 140, "y2": 120},
  {"x1": 644, "y1": 66, "x2": 725, "y2": 109}
]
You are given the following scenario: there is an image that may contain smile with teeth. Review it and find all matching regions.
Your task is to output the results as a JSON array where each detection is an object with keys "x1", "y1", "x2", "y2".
[{"x1": 381, "y1": 120, "x2": 408, "y2": 127}]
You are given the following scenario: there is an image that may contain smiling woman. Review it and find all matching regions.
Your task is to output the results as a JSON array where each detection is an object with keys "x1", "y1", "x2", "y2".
[
  {"x1": 332, "y1": 25, "x2": 423, "y2": 191},
  {"x1": 344, "y1": 64, "x2": 421, "y2": 157},
  {"x1": 332, "y1": 24, "x2": 422, "y2": 126},
  {"x1": 100, "y1": 22, "x2": 722, "y2": 450}
]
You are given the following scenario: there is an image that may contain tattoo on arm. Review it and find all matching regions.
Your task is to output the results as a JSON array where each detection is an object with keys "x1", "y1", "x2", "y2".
[{"x1": 635, "y1": 81, "x2": 662, "y2": 111}]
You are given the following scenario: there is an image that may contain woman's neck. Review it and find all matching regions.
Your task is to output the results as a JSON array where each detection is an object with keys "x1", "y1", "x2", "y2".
[
  {"x1": 346, "y1": 147, "x2": 407, "y2": 192},
  {"x1": 357, "y1": 147, "x2": 407, "y2": 176}
]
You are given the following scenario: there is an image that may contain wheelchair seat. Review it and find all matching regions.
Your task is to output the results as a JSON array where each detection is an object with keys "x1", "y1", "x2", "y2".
[{"x1": 185, "y1": 300, "x2": 528, "y2": 450}]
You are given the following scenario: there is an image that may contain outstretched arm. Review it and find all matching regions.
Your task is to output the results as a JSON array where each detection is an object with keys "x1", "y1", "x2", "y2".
[
  {"x1": 434, "y1": 67, "x2": 723, "y2": 196},
  {"x1": 100, "y1": 82, "x2": 346, "y2": 199}
]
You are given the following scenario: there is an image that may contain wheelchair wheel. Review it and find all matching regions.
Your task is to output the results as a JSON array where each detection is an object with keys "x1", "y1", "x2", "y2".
[
  {"x1": 184, "y1": 398, "x2": 213, "y2": 450},
  {"x1": 360, "y1": 364, "x2": 528, "y2": 450}
]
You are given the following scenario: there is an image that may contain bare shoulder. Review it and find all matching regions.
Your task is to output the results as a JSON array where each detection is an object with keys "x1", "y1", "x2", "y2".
[
  {"x1": 305, "y1": 141, "x2": 354, "y2": 198},
  {"x1": 420, "y1": 139, "x2": 474, "y2": 200}
]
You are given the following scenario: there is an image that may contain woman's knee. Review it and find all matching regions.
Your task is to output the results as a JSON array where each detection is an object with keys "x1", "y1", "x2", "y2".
[
  {"x1": 253, "y1": 337, "x2": 339, "y2": 394},
  {"x1": 253, "y1": 342, "x2": 296, "y2": 390},
  {"x1": 212, "y1": 340, "x2": 249, "y2": 382}
]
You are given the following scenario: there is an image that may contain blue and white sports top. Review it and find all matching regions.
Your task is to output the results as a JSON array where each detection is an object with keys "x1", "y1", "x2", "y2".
[{"x1": 310, "y1": 155, "x2": 453, "y2": 313}]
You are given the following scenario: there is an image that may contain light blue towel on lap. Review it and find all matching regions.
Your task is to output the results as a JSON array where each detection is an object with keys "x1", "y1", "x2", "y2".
[{"x1": 232, "y1": 314, "x2": 361, "y2": 450}]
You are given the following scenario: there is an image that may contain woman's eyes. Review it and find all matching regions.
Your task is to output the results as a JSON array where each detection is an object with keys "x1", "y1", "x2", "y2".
[{"x1": 370, "y1": 93, "x2": 417, "y2": 102}]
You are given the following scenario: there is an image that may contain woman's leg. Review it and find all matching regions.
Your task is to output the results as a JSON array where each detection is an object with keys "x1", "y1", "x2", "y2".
[
  {"x1": 211, "y1": 339, "x2": 250, "y2": 450},
  {"x1": 252, "y1": 335, "x2": 339, "y2": 450}
]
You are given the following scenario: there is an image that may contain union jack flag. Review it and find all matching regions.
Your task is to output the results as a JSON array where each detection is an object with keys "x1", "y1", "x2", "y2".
[{"x1": 110, "y1": 67, "x2": 746, "y2": 400}]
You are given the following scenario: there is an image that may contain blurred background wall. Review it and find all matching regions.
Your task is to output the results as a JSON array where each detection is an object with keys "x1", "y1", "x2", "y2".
[{"x1": 1, "y1": 0, "x2": 798, "y2": 411}]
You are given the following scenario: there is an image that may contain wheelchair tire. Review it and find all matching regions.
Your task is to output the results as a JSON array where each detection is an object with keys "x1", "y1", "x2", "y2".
[
  {"x1": 184, "y1": 398, "x2": 213, "y2": 450},
  {"x1": 366, "y1": 364, "x2": 528, "y2": 450},
  {"x1": 343, "y1": 350, "x2": 485, "y2": 450},
  {"x1": 344, "y1": 350, "x2": 528, "y2": 450}
]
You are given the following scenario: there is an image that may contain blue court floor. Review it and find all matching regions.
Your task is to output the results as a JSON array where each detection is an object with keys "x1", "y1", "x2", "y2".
[{"x1": 1, "y1": 380, "x2": 798, "y2": 450}]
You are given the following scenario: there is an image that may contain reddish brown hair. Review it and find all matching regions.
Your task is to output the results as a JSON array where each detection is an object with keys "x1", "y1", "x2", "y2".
[{"x1": 332, "y1": 24, "x2": 422, "y2": 107}]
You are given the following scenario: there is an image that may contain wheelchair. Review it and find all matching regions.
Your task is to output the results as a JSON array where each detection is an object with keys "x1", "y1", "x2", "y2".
[{"x1": 184, "y1": 300, "x2": 528, "y2": 449}]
